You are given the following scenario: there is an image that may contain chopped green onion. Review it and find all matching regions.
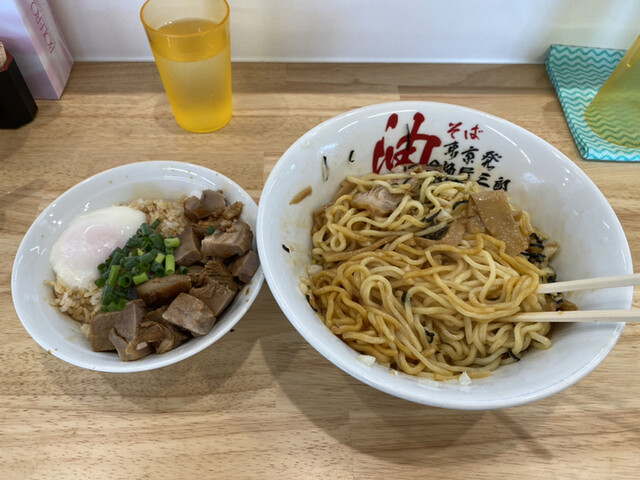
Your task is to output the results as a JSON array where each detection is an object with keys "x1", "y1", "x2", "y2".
[
  {"x1": 151, "y1": 262, "x2": 165, "y2": 276},
  {"x1": 150, "y1": 219, "x2": 161, "y2": 229},
  {"x1": 165, "y1": 254, "x2": 176, "y2": 275},
  {"x1": 113, "y1": 289, "x2": 129, "y2": 300},
  {"x1": 121, "y1": 256, "x2": 138, "y2": 271},
  {"x1": 206, "y1": 226, "x2": 216, "y2": 235},
  {"x1": 136, "y1": 248, "x2": 144, "y2": 256},
  {"x1": 164, "y1": 237, "x2": 180, "y2": 248},
  {"x1": 103, "y1": 293, "x2": 117, "y2": 306},
  {"x1": 140, "y1": 223, "x2": 150, "y2": 236},
  {"x1": 132, "y1": 272, "x2": 149, "y2": 285},
  {"x1": 116, "y1": 299, "x2": 129, "y2": 310},
  {"x1": 165, "y1": 247, "x2": 174, "y2": 255},
  {"x1": 111, "y1": 249, "x2": 124, "y2": 267},
  {"x1": 102, "y1": 301, "x2": 119, "y2": 312},
  {"x1": 150, "y1": 233, "x2": 164, "y2": 250},
  {"x1": 179, "y1": 266, "x2": 189, "y2": 275},
  {"x1": 139, "y1": 251, "x2": 155, "y2": 264},
  {"x1": 154, "y1": 252, "x2": 165, "y2": 264},
  {"x1": 126, "y1": 236, "x2": 143, "y2": 248},
  {"x1": 118, "y1": 274, "x2": 132, "y2": 288},
  {"x1": 106, "y1": 265, "x2": 121, "y2": 288},
  {"x1": 132, "y1": 262, "x2": 150, "y2": 274},
  {"x1": 97, "y1": 263, "x2": 108, "y2": 275},
  {"x1": 94, "y1": 277, "x2": 106, "y2": 288}
]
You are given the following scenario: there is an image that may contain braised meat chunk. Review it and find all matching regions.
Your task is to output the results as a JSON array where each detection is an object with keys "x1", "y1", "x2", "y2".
[
  {"x1": 89, "y1": 311, "x2": 121, "y2": 352},
  {"x1": 135, "y1": 275, "x2": 192, "y2": 306},
  {"x1": 184, "y1": 195, "x2": 210, "y2": 221},
  {"x1": 228, "y1": 250, "x2": 260, "y2": 283},
  {"x1": 113, "y1": 299, "x2": 146, "y2": 341},
  {"x1": 200, "y1": 190, "x2": 227, "y2": 216},
  {"x1": 199, "y1": 259, "x2": 238, "y2": 293},
  {"x1": 134, "y1": 305, "x2": 189, "y2": 355},
  {"x1": 352, "y1": 186, "x2": 402, "y2": 217},
  {"x1": 190, "y1": 277, "x2": 236, "y2": 318},
  {"x1": 175, "y1": 226, "x2": 201, "y2": 266},
  {"x1": 109, "y1": 329, "x2": 153, "y2": 362},
  {"x1": 162, "y1": 293, "x2": 216, "y2": 336},
  {"x1": 149, "y1": 320, "x2": 188, "y2": 354},
  {"x1": 200, "y1": 221, "x2": 253, "y2": 258},
  {"x1": 88, "y1": 299, "x2": 146, "y2": 351},
  {"x1": 222, "y1": 201, "x2": 244, "y2": 220}
]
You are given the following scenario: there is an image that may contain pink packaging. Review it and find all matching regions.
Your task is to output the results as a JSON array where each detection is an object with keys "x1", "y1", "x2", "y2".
[{"x1": 0, "y1": 0, "x2": 73, "y2": 99}]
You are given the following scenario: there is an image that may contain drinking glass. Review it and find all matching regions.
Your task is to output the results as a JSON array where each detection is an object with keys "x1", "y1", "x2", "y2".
[
  {"x1": 585, "y1": 35, "x2": 640, "y2": 148},
  {"x1": 140, "y1": 0, "x2": 232, "y2": 133}
]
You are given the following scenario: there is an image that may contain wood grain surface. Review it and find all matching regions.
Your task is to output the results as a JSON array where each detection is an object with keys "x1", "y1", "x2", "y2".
[{"x1": 1, "y1": 63, "x2": 639, "y2": 479}]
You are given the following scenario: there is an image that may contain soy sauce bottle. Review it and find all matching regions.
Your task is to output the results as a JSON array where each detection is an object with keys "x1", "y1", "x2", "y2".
[{"x1": 0, "y1": 42, "x2": 38, "y2": 129}]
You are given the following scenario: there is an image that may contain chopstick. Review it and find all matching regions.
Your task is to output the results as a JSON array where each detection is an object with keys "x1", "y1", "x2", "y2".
[
  {"x1": 537, "y1": 273, "x2": 640, "y2": 294},
  {"x1": 502, "y1": 273, "x2": 640, "y2": 322},
  {"x1": 507, "y1": 310, "x2": 640, "y2": 323}
]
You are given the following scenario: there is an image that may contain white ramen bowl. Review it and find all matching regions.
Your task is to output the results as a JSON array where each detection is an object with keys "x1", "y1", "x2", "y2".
[
  {"x1": 257, "y1": 101, "x2": 633, "y2": 410},
  {"x1": 12, "y1": 161, "x2": 264, "y2": 373}
]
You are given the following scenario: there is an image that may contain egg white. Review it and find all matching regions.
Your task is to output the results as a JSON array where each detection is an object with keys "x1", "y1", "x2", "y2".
[{"x1": 50, "y1": 206, "x2": 147, "y2": 290}]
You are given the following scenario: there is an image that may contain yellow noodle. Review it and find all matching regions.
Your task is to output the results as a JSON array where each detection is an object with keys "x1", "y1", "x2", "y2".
[{"x1": 304, "y1": 169, "x2": 561, "y2": 379}]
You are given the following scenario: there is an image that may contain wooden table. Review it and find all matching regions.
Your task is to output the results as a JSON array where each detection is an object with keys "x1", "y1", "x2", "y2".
[{"x1": 2, "y1": 63, "x2": 639, "y2": 479}]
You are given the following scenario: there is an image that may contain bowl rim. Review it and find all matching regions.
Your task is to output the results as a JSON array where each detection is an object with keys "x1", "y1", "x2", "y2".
[
  {"x1": 257, "y1": 100, "x2": 630, "y2": 409},
  {"x1": 12, "y1": 160, "x2": 264, "y2": 373}
]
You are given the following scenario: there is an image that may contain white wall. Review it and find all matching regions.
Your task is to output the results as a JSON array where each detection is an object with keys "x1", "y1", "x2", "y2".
[{"x1": 48, "y1": 0, "x2": 640, "y2": 63}]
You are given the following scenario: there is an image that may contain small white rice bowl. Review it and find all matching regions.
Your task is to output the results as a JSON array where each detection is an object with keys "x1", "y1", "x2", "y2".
[
  {"x1": 12, "y1": 161, "x2": 263, "y2": 373},
  {"x1": 257, "y1": 101, "x2": 633, "y2": 409}
]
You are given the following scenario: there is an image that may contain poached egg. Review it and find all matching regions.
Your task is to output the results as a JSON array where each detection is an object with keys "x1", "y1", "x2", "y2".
[{"x1": 50, "y1": 206, "x2": 147, "y2": 290}]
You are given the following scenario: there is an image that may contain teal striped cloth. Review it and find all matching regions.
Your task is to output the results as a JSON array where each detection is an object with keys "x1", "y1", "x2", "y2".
[{"x1": 545, "y1": 44, "x2": 640, "y2": 161}]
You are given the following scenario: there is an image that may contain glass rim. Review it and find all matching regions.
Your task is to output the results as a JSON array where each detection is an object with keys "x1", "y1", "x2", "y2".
[{"x1": 140, "y1": 0, "x2": 230, "y2": 37}]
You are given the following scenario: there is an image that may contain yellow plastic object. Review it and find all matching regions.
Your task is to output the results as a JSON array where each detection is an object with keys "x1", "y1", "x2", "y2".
[
  {"x1": 585, "y1": 35, "x2": 640, "y2": 148},
  {"x1": 140, "y1": 0, "x2": 232, "y2": 133}
]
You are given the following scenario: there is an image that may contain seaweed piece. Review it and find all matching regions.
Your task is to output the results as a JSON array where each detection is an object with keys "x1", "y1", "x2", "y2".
[
  {"x1": 421, "y1": 209, "x2": 440, "y2": 225},
  {"x1": 443, "y1": 176, "x2": 465, "y2": 184},
  {"x1": 530, "y1": 232, "x2": 544, "y2": 244},
  {"x1": 508, "y1": 350, "x2": 521, "y2": 362},
  {"x1": 423, "y1": 224, "x2": 449, "y2": 240},
  {"x1": 348, "y1": 150, "x2": 355, "y2": 163},
  {"x1": 522, "y1": 251, "x2": 546, "y2": 263},
  {"x1": 452, "y1": 200, "x2": 469, "y2": 210},
  {"x1": 306, "y1": 294, "x2": 318, "y2": 312},
  {"x1": 424, "y1": 329, "x2": 435, "y2": 343},
  {"x1": 282, "y1": 244, "x2": 291, "y2": 253}
]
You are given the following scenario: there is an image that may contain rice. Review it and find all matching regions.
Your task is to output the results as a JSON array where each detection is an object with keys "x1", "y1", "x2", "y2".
[
  {"x1": 45, "y1": 279, "x2": 102, "y2": 323},
  {"x1": 48, "y1": 199, "x2": 186, "y2": 324},
  {"x1": 126, "y1": 198, "x2": 186, "y2": 237}
]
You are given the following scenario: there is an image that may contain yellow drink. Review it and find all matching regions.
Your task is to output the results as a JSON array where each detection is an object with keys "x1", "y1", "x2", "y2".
[
  {"x1": 141, "y1": 0, "x2": 232, "y2": 133},
  {"x1": 585, "y1": 36, "x2": 640, "y2": 148}
]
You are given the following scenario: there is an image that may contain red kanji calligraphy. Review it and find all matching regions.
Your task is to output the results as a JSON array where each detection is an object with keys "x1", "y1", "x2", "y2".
[{"x1": 373, "y1": 113, "x2": 442, "y2": 173}]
